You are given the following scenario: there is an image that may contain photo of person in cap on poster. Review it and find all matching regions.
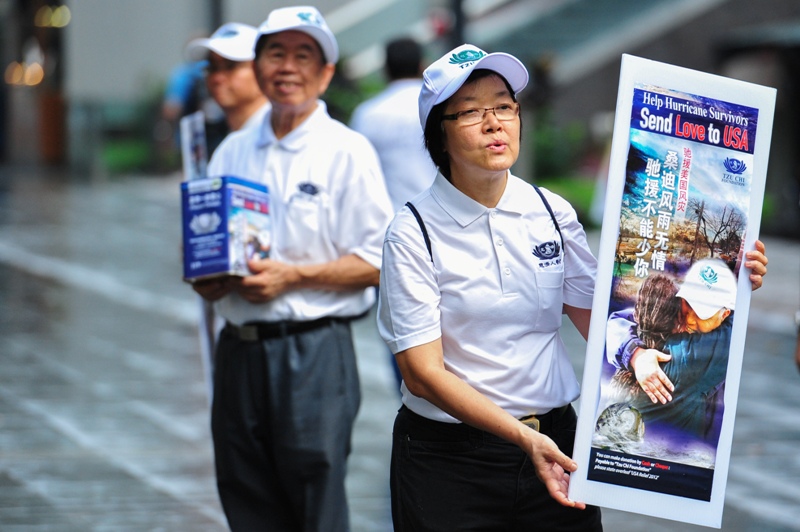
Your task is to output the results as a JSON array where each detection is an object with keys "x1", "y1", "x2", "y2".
[
  {"x1": 192, "y1": 5, "x2": 392, "y2": 532},
  {"x1": 599, "y1": 258, "x2": 742, "y2": 454}
]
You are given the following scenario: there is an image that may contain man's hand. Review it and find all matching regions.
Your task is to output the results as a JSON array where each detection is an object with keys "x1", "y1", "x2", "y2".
[
  {"x1": 630, "y1": 348, "x2": 674, "y2": 404},
  {"x1": 192, "y1": 277, "x2": 234, "y2": 302},
  {"x1": 231, "y1": 257, "x2": 300, "y2": 304},
  {"x1": 745, "y1": 239, "x2": 768, "y2": 290}
]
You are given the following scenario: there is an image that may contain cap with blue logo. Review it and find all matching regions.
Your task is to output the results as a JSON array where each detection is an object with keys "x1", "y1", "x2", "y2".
[
  {"x1": 418, "y1": 43, "x2": 529, "y2": 129},
  {"x1": 186, "y1": 22, "x2": 259, "y2": 62},
  {"x1": 256, "y1": 6, "x2": 338, "y2": 64},
  {"x1": 676, "y1": 258, "x2": 737, "y2": 320}
]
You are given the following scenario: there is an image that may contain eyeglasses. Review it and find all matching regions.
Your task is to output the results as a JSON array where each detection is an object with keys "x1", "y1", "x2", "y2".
[
  {"x1": 441, "y1": 103, "x2": 519, "y2": 126},
  {"x1": 260, "y1": 48, "x2": 317, "y2": 68},
  {"x1": 204, "y1": 60, "x2": 249, "y2": 75}
]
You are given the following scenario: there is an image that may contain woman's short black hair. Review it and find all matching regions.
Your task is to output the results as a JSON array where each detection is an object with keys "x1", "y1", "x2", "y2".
[{"x1": 422, "y1": 69, "x2": 521, "y2": 180}]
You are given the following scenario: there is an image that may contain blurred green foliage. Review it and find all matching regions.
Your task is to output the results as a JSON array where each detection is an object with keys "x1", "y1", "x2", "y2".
[{"x1": 535, "y1": 175, "x2": 597, "y2": 227}]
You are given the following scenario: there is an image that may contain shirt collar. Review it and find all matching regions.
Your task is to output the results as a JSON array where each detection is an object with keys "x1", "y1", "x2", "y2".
[
  {"x1": 242, "y1": 102, "x2": 271, "y2": 131},
  {"x1": 256, "y1": 100, "x2": 329, "y2": 151},
  {"x1": 431, "y1": 172, "x2": 490, "y2": 227},
  {"x1": 431, "y1": 171, "x2": 527, "y2": 227},
  {"x1": 495, "y1": 174, "x2": 531, "y2": 215}
]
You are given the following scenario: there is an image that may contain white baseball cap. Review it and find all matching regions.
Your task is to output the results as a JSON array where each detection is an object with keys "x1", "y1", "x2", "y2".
[
  {"x1": 418, "y1": 43, "x2": 529, "y2": 129},
  {"x1": 676, "y1": 258, "x2": 737, "y2": 320},
  {"x1": 256, "y1": 6, "x2": 338, "y2": 64},
  {"x1": 186, "y1": 23, "x2": 259, "y2": 62}
]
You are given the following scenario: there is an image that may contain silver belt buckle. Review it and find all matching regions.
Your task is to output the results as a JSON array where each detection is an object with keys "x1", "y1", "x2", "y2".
[
  {"x1": 520, "y1": 415, "x2": 540, "y2": 432},
  {"x1": 238, "y1": 325, "x2": 259, "y2": 342}
]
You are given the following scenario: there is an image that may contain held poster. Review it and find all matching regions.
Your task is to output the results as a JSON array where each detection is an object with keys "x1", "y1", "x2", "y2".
[
  {"x1": 569, "y1": 55, "x2": 776, "y2": 528},
  {"x1": 180, "y1": 110, "x2": 208, "y2": 181}
]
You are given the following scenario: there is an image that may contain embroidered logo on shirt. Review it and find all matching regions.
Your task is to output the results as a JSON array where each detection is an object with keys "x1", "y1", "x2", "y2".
[
  {"x1": 532, "y1": 240, "x2": 562, "y2": 268},
  {"x1": 533, "y1": 240, "x2": 560, "y2": 260},
  {"x1": 298, "y1": 182, "x2": 319, "y2": 195}
]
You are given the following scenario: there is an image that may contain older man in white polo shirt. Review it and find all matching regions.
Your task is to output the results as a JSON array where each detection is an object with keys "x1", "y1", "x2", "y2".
[{"x1": 192, "y1": 6, "x2": 393, "y2": 531}]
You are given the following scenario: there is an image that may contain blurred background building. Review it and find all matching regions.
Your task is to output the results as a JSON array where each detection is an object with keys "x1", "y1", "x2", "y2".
[{"x1": 1, "y1": 0, "x2": 798, "y2": 237}]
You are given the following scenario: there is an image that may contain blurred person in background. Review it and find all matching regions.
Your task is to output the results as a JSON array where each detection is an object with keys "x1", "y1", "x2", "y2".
[
  {"x1": 192, "y1": 6, "x2": 392, "y2": 531},
  {"x1": 350, "y1": 36, "x2": 437, "y2": 390},
  {"x1": 159, "y1": 36, "x2": 222, "y2": 158},
  {"x1": 185, "y1": 22, "x2": 270, "y2": 154},
  {"x1": 160, "y1": 54, "x2": 205, "y2": 127},
  {"x1": 350, "y1": 37, "x2": 437, "y2": 212},
  {"x1": 184, "y1": 22, "x2": 271, "y2": 400}
]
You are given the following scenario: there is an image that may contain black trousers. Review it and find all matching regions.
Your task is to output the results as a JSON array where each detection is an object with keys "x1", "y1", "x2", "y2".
[
  {"x1": 391, "y1": 405, "x2": 602, "y2": 531},
  {"x1": 211, "y1": 319, "x2": 361, "y2": 532}
]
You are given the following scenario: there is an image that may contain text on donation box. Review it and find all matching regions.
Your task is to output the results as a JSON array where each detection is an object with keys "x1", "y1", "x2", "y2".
[{"x1": 181, "y1": 176, "x2": 271, "y2": 281}]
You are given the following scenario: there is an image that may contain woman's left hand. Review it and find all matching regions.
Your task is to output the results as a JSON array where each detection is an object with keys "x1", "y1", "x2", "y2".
[
  {"x1": 745, "y1": 239, "x2": 768, "y2": 290},
  {"x1": 527, "y1": 431, "x2": 587, "y2": 509}
]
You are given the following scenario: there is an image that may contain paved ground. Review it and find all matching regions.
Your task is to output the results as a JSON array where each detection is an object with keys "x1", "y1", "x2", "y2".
[{"x1": 0, "y1": 164, "x2": 797, "y2": 531}]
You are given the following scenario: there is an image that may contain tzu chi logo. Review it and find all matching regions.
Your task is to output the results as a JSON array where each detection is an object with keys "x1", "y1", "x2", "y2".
[
  {"x1": 297, "y1": 11, "x2": 323, "y2": 27},
  {"x1": 449, "y1": 49, "x2": 486, "y2": 68},
  {"x1": 532, "y1": 240, "x2": 561, "y2": 268},
  {"x1": 698, "y1": 265, "x2": 719, "y2": 288},
  {"x1": 721, "y1": 157, "x2": 747, "y2": 187},
  {"x1": 723, "y1": 157, "x2": 747, "y2": 174}
]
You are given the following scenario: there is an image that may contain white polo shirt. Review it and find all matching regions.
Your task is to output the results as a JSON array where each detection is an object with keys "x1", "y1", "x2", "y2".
[
  {"x1": 241, "y1": 101, "x2": 270, "y2": 131},
  {"x1": 208, "y1": 101, "x2": 393, "y2": 325},
  {"x1": 377, "y1": 173, "x2": 597, "y2": 422},
  {"x1": 350, "y1": 79, "x2": 437, "y2": 212}
]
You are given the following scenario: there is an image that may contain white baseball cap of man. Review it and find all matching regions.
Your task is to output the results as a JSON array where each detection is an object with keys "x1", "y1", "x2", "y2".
[
  {"x1": 256, "y1": 6, "x2": 338, "y2": 64},
  {"x1": 676, "y1": 258, "x2": 737, "y2": 320},
  {"x1": 418, "y1": 43, "x2": 529, "y2": 129},
  {"x1": 185, "y1": 23, "x2": 259, "y2": 62}
]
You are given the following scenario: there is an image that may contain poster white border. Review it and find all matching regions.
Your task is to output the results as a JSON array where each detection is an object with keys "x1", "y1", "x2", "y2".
[{"x1": 569, "y1": 54, "x2": 776, "y2": 528}]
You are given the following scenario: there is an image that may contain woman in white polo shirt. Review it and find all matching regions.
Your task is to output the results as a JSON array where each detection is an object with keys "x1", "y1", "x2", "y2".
[
  {"x1": 377, "y1": 45, "x2": 769, "y2": 530},
  {"x1": 377, "y1": 44, "x2": 602, "y2": 530}
]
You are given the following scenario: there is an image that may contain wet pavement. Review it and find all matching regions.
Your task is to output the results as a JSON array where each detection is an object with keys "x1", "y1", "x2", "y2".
[{"x1": 0, "y1": 164, "x2": 797, "y2": 531}]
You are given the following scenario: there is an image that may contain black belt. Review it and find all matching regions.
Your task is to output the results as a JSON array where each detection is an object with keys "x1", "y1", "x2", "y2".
[
  {"x1": 400, "y1": 404, "x2": 571, "y2": 439},
  {"x1": 519, "y1": 404, "x2": 571, "y2": 433},
  {"x1": 225, "y1": 316, "x2": 352, "y2": 341}
]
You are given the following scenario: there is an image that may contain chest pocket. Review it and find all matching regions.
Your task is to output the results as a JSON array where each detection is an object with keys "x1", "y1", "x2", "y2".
[
  {"x1": 282, "y1": 183, "x2": 328, "y2": 261},
  {"x1": 533, "y1": 268, "x2": 565, "y2": 331}
]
